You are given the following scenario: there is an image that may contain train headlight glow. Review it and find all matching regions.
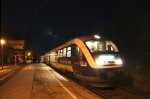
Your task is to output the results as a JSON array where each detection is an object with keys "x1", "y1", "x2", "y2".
[
  {"x1": 99, "y1": 55, "x2": 115, "y2": 60},
  {"x1": 115, "y1": 59, "x2": 122, "y2": 64},
  {"x1": 95, "y1": 54, "x2": 123, "y2": 66},
  {"x1": 95, "y1": 60, "x2": 105, "y2": 66}
]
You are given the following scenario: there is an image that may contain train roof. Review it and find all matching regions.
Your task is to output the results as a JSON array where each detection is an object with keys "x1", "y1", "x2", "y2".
[
  {"x1": 78, "y1": 35, "x2": 107, "y2": 42},
  {"x1": 46, "y1": 35, "x2": 113, "y2": 54}
]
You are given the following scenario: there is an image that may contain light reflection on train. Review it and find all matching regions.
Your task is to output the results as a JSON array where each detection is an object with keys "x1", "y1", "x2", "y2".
[{"x1": 41, "y1": 35, "x2": 124, "y2": 87}]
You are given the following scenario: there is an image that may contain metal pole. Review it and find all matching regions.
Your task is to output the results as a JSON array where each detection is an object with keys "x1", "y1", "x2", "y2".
[{"x1": 1, "y1": 45, "x2": 3, "y2": 69}]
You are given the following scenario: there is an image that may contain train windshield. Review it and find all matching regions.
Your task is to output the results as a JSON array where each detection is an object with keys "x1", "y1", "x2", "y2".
[
  {"x1": 85, "y1": 40, "x2": 122, "y2": 66},
  {"x1": 85, "y1": 40, "x2": 118, "y2": 53}
]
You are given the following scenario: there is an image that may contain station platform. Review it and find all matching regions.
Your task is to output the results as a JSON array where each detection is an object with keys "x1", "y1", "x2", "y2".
[
  {"x1": 0, "y1": 65, "x2": 19, "y2": 80},
  {"x1": 0, "y1": 63, "x2": 102, "y2": 99}
]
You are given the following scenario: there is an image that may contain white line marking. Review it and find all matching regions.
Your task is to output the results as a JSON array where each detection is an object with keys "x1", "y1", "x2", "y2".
[{"x1": 44, "y1": 65, "x2": 78, "y2": 99}]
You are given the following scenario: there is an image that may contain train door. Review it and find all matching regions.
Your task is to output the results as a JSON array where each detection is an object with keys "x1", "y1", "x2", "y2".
[
  {"x1": 71, "y1": 45, "x2": 79, "y2": 65},
  {"x1": 71, "y1": 44, "x2": 87, "y2": 66},
  {"x1": 71, "y1": 44, "x2": 88, "y2": 78}
]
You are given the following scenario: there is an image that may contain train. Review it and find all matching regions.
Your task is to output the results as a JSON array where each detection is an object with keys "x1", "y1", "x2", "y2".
[{"x1": 41, "y1": 34, "x2": 124, "y2": 87}]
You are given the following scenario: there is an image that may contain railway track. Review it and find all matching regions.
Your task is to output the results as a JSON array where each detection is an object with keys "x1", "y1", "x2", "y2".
[
  {"x1": 89, "y1": 87, "x2": 147, "y2": 99},
  {"x1": 47, "y1": 65, "x2": 148, "y2": 99},
  {"x1": 91, "y1": 88, "x2": 129, "y2": 99}
]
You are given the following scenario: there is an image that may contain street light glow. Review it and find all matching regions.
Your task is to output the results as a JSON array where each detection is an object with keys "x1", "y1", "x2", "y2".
[
  {"x1": 0, "y1": 39, "x2": 6, "y2": 45},
  {"x1": 1, "y1": 39, "x2": 6, "y2": 69},
  {"x1": 27, "y1": 52, "x2": 31, "y2": 56}
]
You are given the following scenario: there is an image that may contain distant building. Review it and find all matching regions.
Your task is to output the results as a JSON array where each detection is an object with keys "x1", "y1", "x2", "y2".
[
  {"x1": 1, "y1": 28, "x2": 32, "y2": 65},
  {"x1": 25, "y1": 51, "x2": 33, "y2": 63},
  {"x1": 7, "y1": 40, "x2": 25, "y2": 64},
  {"x1": 0, "y1": 40, "x2": 25, "y2": 65}
]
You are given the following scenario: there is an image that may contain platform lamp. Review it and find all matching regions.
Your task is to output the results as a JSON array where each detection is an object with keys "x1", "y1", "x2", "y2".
[{"x1": 0, "y1": 39, "x2": 6, "y2": 70}]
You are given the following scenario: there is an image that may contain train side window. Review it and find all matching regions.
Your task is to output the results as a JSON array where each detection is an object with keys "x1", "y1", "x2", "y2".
[
  {"x1": 67, "y1": 47, "x2": 71, "y2": 57},
  {"x1": 63, "y1": 48, "x2": 66, "y2": 57},
  {"x1": 58, "y1": 50, "x2": 60, "y2": 57},
  {"x1": 60, "y1": 49, "x2": 63, "y2": 57},
  {"x1": 106, "y1": 42, "x2": 114, "y2": 51},
  {"x1": 50, "y1": 52, "x2": 57, "y2": 62}
]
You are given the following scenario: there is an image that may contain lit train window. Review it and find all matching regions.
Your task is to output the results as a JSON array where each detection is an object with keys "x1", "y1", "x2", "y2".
[
  {"x1": 106, "y1": 42, "x2": 114, "y2": 51},
  {"x1": 67, "y1": 46, "x2": 71, "y2": 50},
  {"x1": 50, "y1": 52, "x2": 57, "y2": 62},
  {"x1": 63, "y1": 48, "x2": 66, "y2": 57},
  {"x1": 86, "y1": 40, "x2": 105, "y2": 52},
  {"x1": 58, "y1": 50, "x2": 60, "y2": 57},
  {"x1": 106, "y1": 41, "x2": 119, "y2": 52},
  {"x1": 67, "y1": 47, "x2": 71, "y2": 57},
  {"x1": 60, "y1": 49, "x2": 63, "y2": 57},
  {"x1": 85, "y1": 40, "x2": 117, "y2": 53},
  {"x1": 61, "y1": 49, "x2": 63, "y2": 52}
]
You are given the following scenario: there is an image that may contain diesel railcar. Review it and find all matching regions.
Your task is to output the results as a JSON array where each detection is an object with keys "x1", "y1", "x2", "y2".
[{"x1": 42, "y1": 35, "x2": 124, "y2": 87}]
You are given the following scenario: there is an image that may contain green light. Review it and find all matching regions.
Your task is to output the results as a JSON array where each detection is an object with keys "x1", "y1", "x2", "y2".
[{"x1": 48, "y1": 31, "x2": 53, "y2": 36}]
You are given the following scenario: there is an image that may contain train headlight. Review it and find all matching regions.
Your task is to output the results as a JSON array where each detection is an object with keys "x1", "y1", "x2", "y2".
[
  {"x1": 95, "y1": 54, "x2": 123, "y2": 66},
  {"x1": 115, "y1": 59, "x2": 122, "y2": 65},
  {"x1": 95, "y1": 60, "x2": 105, "y2": 66}
]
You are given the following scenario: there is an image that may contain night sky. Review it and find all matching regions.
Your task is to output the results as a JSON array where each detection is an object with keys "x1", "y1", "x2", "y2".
[{"x1": 1, "y1": 0, "x2": 150, "y2": 57}]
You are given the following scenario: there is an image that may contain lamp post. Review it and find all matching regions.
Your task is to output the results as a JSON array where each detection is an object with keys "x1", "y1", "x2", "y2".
[
  {"x1": 1, "y1": 39, "x2": 6, "y2": 70},
  {"x1": 25, "y1": 51, "x2": 32, "y2": 63}
]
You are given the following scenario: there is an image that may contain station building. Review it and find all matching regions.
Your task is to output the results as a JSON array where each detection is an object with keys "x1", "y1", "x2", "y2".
[{"x1": 0, "y1": 40, "x2": 25, "y2": 65}]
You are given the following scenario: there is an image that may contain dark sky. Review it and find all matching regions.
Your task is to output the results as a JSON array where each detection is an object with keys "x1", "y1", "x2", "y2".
[{"x1": 1, "y1": 0, "x2": 150, "y2": 55}]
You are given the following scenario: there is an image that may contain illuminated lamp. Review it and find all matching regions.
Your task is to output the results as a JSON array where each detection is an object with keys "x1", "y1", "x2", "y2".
[{"x1": 94, "y1": 35, "x2": 101, "y2": 39}]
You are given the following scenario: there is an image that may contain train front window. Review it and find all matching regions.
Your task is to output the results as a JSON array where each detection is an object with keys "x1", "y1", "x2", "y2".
[{"x1": 85, "y1": 40, "x2": 117, "y2": 53}]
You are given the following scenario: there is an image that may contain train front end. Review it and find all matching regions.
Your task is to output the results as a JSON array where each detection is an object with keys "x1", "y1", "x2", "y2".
[{"x1": 84, "y1": 35, "x2": 124, "y2": 87}]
